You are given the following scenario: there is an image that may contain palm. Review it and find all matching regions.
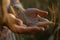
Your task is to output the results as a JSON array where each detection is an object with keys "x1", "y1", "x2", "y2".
[{"x1": 24, "y1": 8, "x2": 49, "y2": 27}]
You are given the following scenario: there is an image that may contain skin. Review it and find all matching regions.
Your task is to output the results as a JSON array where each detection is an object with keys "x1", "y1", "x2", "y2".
[
  {"x1": 2, "y1": 0, "x2": 45, "y2": 34},
  {"x1": 24, "y1": 8, "x2": 49, "y2": 26},
  {"x1": 0, "y1": 0, "x2": 52, "y2": 40},
  {"x1": 9, "y1": 0, "x2": 53, "y2": 34},
  {"x1": 18, "y1": 9, "x2": 51, "y2": 30},
  {"x1": 10, "y1": 0, "x2": 52, "y2": 29},
  {"x1": 6, "y1": 14, "x2": 45, "y2": 34},
  {"x1": 1, "y1": 0, "x2": 53, "y2": 34}
]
